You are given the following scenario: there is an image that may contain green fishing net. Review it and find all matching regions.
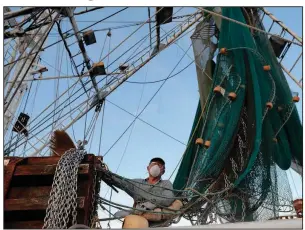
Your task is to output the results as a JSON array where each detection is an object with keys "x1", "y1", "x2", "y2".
[{"x1": 173, "y1": 7, "x2": 302, "y2": 222}]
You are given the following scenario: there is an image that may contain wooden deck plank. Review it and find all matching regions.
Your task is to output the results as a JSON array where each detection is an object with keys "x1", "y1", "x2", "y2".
[
  {"x1": 14, "y1": 164, "x2": 90, "y2": 176},
  {"x1": 4, "y1": 220, "x2": 44, "y2": 229},
  {"x1": 5, "y1": 197, "x2": 85, "y2": 211}
]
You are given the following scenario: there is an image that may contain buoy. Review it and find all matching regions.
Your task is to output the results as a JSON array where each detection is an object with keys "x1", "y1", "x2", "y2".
[
  {"x1": 228, "y1": 92, "x2": 237, "y2": 101},
  {"x1": 195, "y1": 138, "x2": 204, "y2": 145},
  {"x1": 266, "y1": 102, "x2": 273, "y2": 109},
  {"x1": 263, "y1": 65, "x2": 271, "y2": 71},
  {"x1": 219, "y1": 48, "x2": 227, "y2": 54},
  {"x1": 213, "y1": 86, "x2": 222, "y2": 94},
  {"x1": 293, "y1": 96, "x2": 300, "y2": 102},
  {"x1": 204, "y1": 140, "x2": 211, "y2": 148},
  {"x1": 123, "y1": 215, "x2": 149, "y2": 229}
]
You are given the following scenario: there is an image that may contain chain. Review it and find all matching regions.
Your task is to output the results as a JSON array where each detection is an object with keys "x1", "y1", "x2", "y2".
[
  {"x1": 89, "y1": 168, "x2": 97, "y2": 228},
  {"x1": 43, "y1": 142, "x2": 87, "y2": 229}
]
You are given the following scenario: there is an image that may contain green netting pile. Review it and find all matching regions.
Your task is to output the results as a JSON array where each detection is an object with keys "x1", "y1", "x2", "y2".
[{"x1": 173, "y1": 7, "x2": 302, "y2": 222}]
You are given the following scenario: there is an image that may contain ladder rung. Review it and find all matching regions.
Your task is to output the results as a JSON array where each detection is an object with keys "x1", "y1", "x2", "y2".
[
  {"x1": 76, "y1": 63, "x2": 84, "y2": 68},
  {"x1": 72, "y1": 51, "x2": 82, "y2": 58}
]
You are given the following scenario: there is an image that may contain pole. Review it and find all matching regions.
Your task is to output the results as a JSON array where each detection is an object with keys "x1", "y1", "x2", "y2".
[{"x1": 29, "y1": 11, "x2": 203, "y2": 156}]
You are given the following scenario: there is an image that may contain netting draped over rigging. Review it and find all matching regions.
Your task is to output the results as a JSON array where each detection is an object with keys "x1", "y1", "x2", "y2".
[{"x1": 173, "y1": 7, "x2": 302, "y2": 222}]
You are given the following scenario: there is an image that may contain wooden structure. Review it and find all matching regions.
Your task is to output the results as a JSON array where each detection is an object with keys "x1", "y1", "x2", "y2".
[{"x1": 4, "y1": 154, "x2": 102, "y2": 229}]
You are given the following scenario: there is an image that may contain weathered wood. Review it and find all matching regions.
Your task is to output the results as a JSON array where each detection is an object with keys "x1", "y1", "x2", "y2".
[
  {"x1": 4, "y1": 158, "x2": 24, "y2": 198},
  {"x1": 4, "y1": 154, "x2": 96, "y2": 166},
  {"x1": 83, "y1": 157, "x2": 96, "y2": 226},
  {"x1": 4, "y1": 220, "x2": 44, "y2": 229},
  {"x1": 8, "y1": 181, "x2": 88, "y2": 199},
  {"x1": 4, "y1": 154, "x2": 102, "y2": 229},
  {"x1": 14, "y1": 163, "x2": 90, "y2": 176},
  {"x1": 5, "y1": 197, "x2": 85, "y2": 211}
]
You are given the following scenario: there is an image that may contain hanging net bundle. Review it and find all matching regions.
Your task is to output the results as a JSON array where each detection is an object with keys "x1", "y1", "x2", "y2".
[{"x1": 173, "y1": 7, "x2": 302, "y2": 223}]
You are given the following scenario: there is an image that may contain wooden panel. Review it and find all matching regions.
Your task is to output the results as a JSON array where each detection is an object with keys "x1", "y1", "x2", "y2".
[
  {"x1": 8, "y1": 186, "x2": 52, "y2": 199},
  {"x1": 8, "y1": 181, "x2": 88, "y2": 199},
  {"x1": 4, "y1": 158, "x2": 24, "y2": 198},
  {"x1": 14, "y1": 164, "x2": 90, "y2": 176},
  {"x1": 5, "y1": 220, "x2": 43, "y2": 229},
  {"x1": 22, "y1": 154, "x2": 96, "y2": 165},
  {"x1": 5, "y1": 197, "x2": 85, "y2": 211}
]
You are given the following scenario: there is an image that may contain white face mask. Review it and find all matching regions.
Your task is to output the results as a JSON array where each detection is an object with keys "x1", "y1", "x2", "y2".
[{"x1": 149, "y1": 165, "x2": 161, "y2": 177}]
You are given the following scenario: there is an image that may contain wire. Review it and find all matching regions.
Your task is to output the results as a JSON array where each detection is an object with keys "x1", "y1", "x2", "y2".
[
  {"x1": 127, "y1": 59, "x2": 194, "y2": 84},
  {"x1": 4, "y1": 7, "x2": 129, "y2": 67},
  {"x1": 5, "y1": 11, "x2": 199, "y2": 155},
  {"x1": 106, "y1": 100, "x2": 186, "y2": 146},
  {"x1": 103, "y1": 44, "x2": 192, "y2": 158}
]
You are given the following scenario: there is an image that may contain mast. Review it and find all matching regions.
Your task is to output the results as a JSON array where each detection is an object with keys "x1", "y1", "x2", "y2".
[{"x1": 4, "y1": 9, "x2": 55, "y2": 135}]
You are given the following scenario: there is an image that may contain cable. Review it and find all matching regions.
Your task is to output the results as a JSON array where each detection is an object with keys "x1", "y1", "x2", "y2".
[
  {"x1": 4, "y1": 7, "x2": 129, "y2": 67},
  {"x1": 126, "y1": 59, "x2": 194, "y2": 84},
  {"x1": 4, "y1": 9, "x2": 60, "y2": 113},
  {"x1": 98, "y1": 102, "x2": 106, "y2": 156},
  {"x1": 6, "y1": 11, "x2": 199, "y2": 155},
  {"x1": 106, "y1": 99, "x2": 186, "y2": 146},
  {"x1": 103, "y1": 44, "x2": 192, "y2": 158}
]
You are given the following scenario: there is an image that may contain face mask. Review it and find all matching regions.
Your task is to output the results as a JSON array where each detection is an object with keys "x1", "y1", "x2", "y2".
[{"x1": 149, "y1": 165, "x2": 161, "y2": 177}]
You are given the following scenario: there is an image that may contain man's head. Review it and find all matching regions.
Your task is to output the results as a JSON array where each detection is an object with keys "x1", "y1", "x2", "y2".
[{"x1": 147, "y1": 157, "x2": 165, "y2": 178}]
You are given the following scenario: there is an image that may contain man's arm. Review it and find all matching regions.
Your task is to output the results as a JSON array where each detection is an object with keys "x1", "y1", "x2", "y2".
[{"x1": 100, "y1": 169, "x2": 141, "y2": 199}]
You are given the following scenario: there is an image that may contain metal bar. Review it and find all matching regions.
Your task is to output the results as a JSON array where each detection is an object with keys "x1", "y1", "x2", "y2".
[
  {"x1": 281, "y1": 63, "x2": 302, "y2": 89},
  {"x1": 66, "y1": 8, "x2": 100, "y2": 94},
  {"x1": 72, "y1": 51, "x2": 82, "y2": 58},
  {"x1": 289, "y1": 52, "x2": 302, "y2": 72},
  {"x1": 56, "y1": 21, "x2": 90, "y2": 97},
  {"x1": 4, "y1": 10, "x2": 59, "y2": 113},
  {"x1": 74, "y1": 7, "x2": 104, "y2": 15},
  {"x1": 7, "y1": 72, "x2": 122, "y2": 83},
  {"x1": 4, "y1": 7, "x2": 41, "y2": 20},
  {"x1": 198, "y1": 7, "x2": 302, "y2": 46},
  {"x1": 29, "y1": 11, "x2": 203, "y2": 157},
  {"x1": 262, "y1": 8, "x2": 302, "y2": 44}
]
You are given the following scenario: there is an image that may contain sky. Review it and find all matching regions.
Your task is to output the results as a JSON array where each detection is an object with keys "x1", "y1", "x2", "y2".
[{"x1": 3, "y1": 7, "x2": 303, "y2": 228}]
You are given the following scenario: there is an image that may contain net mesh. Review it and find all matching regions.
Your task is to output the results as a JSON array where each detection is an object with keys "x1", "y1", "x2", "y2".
[{"x1": 173, "y1": 7, "x2": 302, "y2": 222}]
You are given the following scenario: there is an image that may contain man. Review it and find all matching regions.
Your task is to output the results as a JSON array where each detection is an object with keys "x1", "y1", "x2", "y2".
[{"x1": 100, "y1": 157, "x2": 176, "y2": 219}]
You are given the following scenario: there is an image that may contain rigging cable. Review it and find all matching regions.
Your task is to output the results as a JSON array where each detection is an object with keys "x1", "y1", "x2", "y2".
[
  {"x1": 5, "y1": 11, "x2": 198, "y2": 154},
  {"x1": 4, "y1": 7, "x2": 129, "y2": 67},
  {"x1": 103, "y1": 44, "x2": 192, "y2": 157},
  {"x1": 4, "y1": 9, "x2": 60, "y2": 113},
  {"x1": 104, "y1": 64, "x2": 150, "y2": 199}
]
